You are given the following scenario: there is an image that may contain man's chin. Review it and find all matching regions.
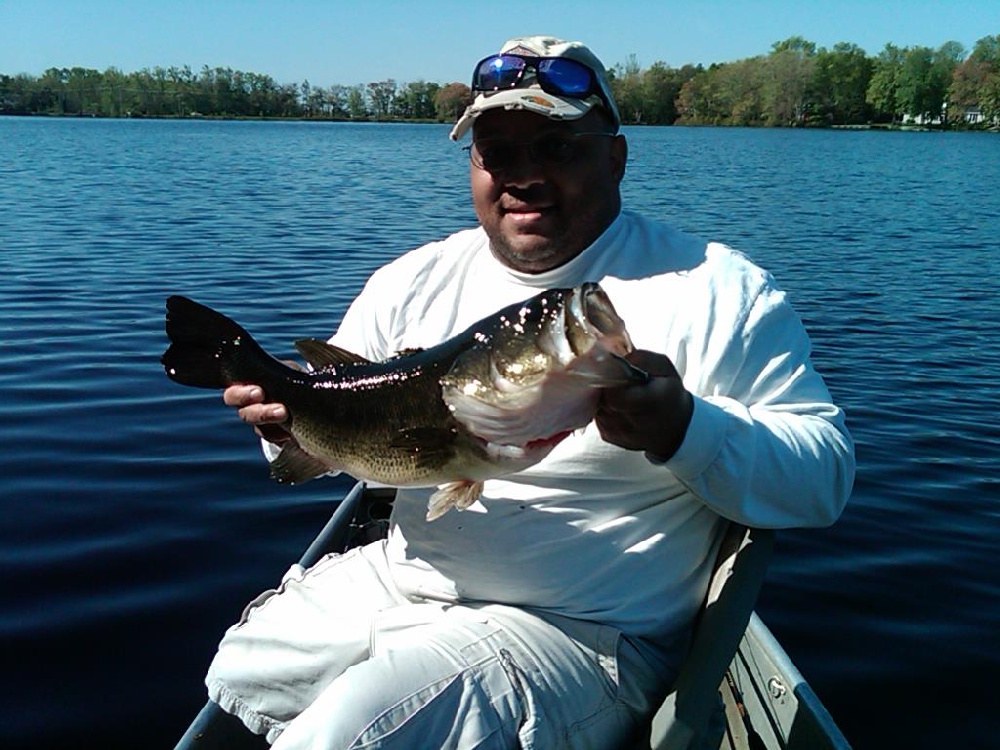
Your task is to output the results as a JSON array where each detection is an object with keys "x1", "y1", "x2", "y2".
[{"x1": 489, "y1": 234, "x2": 573, "y2": 273}]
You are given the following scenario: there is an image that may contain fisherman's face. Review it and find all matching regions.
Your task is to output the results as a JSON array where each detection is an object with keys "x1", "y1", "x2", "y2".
[{"x1": 470, "y1": 109, "x2": 626, "y2": 274}]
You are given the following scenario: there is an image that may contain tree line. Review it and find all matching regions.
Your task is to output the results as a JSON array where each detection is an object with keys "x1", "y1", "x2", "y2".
[
  {"x1": 616, "y1": 34, "x2": 1000, "y2": 128},
  {"x1": 2, "y1": 33, "x2": 998, "y2": 128},
  {"x1": 0, "y1": 65, "x2": 470, "y2": 122}
]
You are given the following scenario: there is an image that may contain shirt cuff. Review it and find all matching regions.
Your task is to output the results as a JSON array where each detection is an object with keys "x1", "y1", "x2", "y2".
[{"x1": 645, "y1": 395, "x2": 729, "y2": 480}]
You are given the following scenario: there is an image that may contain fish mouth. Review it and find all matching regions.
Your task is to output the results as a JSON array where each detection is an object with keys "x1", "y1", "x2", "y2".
[{"x1": 573, "y1": 282, "x2": 635, "y2": 357}]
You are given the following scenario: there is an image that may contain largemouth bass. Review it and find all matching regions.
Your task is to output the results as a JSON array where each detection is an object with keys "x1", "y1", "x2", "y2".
[{"x1": 161, "y1": 283, "x2": 646, "y2": 520}]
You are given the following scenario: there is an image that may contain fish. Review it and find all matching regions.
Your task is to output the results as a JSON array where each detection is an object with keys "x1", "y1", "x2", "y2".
[{"x1": 161, "y1": 282, "x2": 647, "y2": 520}]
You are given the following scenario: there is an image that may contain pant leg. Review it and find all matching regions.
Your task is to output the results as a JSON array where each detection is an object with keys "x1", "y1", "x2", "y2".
[
  {"x1": 206, "y1": 540, "x2": 670, "y2": 749},
  {"x1": 272, "y1": 604, "x2": 667, "y2": 750},
  {"x1": 206, "y1": 542, "x2": 407, "y2": 742}
]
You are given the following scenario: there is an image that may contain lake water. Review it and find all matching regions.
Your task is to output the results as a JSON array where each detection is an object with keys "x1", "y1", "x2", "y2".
[{"x1": 1, "y1": 118, "x2": 998, "y2": 749}]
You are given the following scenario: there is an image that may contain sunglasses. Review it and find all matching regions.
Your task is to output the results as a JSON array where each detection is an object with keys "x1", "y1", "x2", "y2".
[
  {"x1": 472, "y1": 54, "x2": 607, "y2": 106},
  {"x1": 464, "y1": 131, "x2": 615, "y2": 172}
]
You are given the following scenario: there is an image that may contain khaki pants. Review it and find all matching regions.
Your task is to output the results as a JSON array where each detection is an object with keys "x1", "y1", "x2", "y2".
[{"x1": 206, "y1": 541, "x2": 671, "y2": 749}]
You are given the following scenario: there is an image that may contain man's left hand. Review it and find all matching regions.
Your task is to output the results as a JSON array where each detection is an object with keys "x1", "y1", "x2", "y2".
[{"x1": 595, "y1": 350, "x2": 694, "y2": 461}]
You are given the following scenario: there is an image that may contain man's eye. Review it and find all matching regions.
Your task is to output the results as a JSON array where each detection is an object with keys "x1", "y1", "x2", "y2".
[
  {"x1": 477, "y1": 141, "x2": 513, "y2": 166},
  {"x1": 535, "y1": 136, "x2": 575, "y2": 163}
]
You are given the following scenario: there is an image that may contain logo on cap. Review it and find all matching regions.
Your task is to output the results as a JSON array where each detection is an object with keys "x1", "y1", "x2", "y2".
[{"x1": 521, "y1": 94, "x2": 555, "y2": 108}]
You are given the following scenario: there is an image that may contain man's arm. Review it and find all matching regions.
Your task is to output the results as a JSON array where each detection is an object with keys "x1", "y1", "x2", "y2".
[{"x1": 596, "y1": 291, "x2": 854, "y2": 530}]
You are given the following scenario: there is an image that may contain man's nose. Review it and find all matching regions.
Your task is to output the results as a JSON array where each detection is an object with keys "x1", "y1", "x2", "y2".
[{"x1": 500, "y1": 146, "x2": 546, "y2": 187}]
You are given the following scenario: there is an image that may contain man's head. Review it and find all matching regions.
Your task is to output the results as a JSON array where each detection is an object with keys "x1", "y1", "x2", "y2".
[
  {"x1": 452, "y1": 36, "x2": 627, "y2": 274},
  {"x1": 450, "y1": 36, "x2": 621, "y2": 141}
]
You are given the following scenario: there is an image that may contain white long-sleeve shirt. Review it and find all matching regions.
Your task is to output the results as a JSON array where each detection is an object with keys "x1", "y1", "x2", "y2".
[{"x1": 326, "y1": 210, "x2": 854, "y2": 657}]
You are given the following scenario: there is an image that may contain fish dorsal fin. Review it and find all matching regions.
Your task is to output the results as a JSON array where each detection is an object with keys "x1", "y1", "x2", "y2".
[
  {"x1": 389, "y1": 347, "x2": 426, "y2": 359},
  {"x1": 293, "y1": 338, "x2": 371, "y2": 369}
]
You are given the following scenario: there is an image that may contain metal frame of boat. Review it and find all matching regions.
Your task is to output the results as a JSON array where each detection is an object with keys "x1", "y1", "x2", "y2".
[{"x1": 177, "y1": 482, "x2": 851, "y2": 749}]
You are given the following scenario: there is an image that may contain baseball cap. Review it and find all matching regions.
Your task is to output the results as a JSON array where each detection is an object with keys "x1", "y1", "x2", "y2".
[{"x1": 449, "y1": 35, "x2": 621, "y2": 141}]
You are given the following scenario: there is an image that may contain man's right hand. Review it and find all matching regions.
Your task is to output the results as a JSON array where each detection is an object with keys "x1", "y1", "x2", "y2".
[{"x1": 223, "y1": 385, "x2": 292, "y2": 444}]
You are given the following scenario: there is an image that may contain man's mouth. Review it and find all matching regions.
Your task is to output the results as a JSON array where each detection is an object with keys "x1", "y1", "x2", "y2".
[{"x1": 501, "y1": 202, "x2": 554, "y2": 221}]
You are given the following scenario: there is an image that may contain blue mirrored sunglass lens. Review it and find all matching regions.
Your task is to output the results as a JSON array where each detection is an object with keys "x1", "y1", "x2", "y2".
[
  {"x1": 537, "y1": 59, "x2": 592, "y2": 94},
  {"x1": 475, "y1": 56, "x2": 525, "y2": 89}
]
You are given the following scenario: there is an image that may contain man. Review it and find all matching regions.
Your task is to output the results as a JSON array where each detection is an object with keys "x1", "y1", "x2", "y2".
[{"x1": 209, "y1": 35, "x2": 855, "y2": 749}]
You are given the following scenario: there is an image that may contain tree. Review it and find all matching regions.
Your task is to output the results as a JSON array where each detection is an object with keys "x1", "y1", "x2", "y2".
[
  {"x1": 346, "y1": 85, "x2": 368, "y2": 119},
  {"x1": 813, "y1": 43, "x2": 874, "y2": 124},
  {"x1": 893, "y1": 44, "x2": 960, "y2": 124},
  {"x1": 676, "y1": 59, "x2": 765, "y2": 126},
  {"x1": 366, "y1": 79, "x2": 397, "y2": 119},
  {"x1": 933, "y1": 42, "x2": 965, "y2": 126},
  {"x1": 867, "y1": 43, "x2": 905, "y2": 122},
  {"x1": 609, "y1": 54, "x2": 644, "y2": 123},
  {"x1": 764, "y1": 37, "x2": 817, "y2": 125},
  {"x1": 433, "y1": 82, "x2": 470, "y2": 122},
  {"x1": 954, "y1": 34, "x2": 1000, "y2": 124},
  {"x1": 394, "y1": 80, "x2": 440, "y2": 120},
  {"x1": 325, "y1": 84, "x2": 350, "y2": 118},
  {"x1": 99, "y1": 66, "x2": 128, "y2": 117},
  {"x1": 637, "y1": 62, "x2": 674, "y2": 124}
]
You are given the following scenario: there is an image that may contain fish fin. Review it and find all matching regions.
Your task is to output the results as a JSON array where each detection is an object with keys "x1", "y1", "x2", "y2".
[
  {"x1": 426, "y1": 481, "x2": 484, "y2": 521},
  {"x1": 388, "y1": 347, "x2": 425, "y2": 359},
  {"x1": 391, "y1": 427, "x2": 457, "y2": 469},
  {"x1": 269, "y1": 440, "x2": 331, "y2": 484},
  {"x1": 162, "y1": 295, "x2": 265, "y2": 388},
  {"x1": 293, "y1": 339, "x2": 371, "y2": 369}
]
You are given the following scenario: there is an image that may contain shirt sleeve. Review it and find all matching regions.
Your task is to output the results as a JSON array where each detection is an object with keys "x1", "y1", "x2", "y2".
[{"x1": 663, "y1": 284, "x2": 855, "y2": 529}]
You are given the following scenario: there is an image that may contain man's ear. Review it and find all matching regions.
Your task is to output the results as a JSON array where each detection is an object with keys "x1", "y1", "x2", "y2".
[{"x1": 611, "y1": 134, "x2": 628, "y2": 183}]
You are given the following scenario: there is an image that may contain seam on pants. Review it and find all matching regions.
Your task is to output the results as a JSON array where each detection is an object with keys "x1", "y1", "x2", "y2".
[
  {"x1": 347, "y1": 660, "x2": 512, "y2": 749},
  {"x1": 208, "y1": 676, "x2": 284, "y2": 741}
]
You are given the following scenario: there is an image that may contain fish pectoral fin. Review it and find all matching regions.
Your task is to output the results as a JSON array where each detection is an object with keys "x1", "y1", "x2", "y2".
[
  {"x1": 269, "y1": 441, "x2": 332, "y2": 484},
  {"x1": 390, "y1": 427, "x2": 458, "y2": 469},
  {"x1": 426, "y1": 481, "x2": 484, "y2": 521},
  {"x1": 293, "y1": 339, "x2": 371, "y2": 370}
]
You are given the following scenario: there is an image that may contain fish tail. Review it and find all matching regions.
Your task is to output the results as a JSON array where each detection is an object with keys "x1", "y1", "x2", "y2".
[{"x1": 161, "y1": 295, "x2": 269, "y2": 389}]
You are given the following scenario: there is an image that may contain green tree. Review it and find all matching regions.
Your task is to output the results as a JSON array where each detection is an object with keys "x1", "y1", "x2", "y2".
[
  {"x1": 366, "y1": 79, "x2": 397, "y2": 119},
  {"x1": 676, "y1": 58, "x2": 765, "y2": 125},
  {"x1": 867, "y1": 43, "x2": 905, "y2": 122},
  {"x1": 894, "y1": 43, "x2": 960, "y2": 124},
  {"x1": 764, "y1": 37, "x2": 817, "y2": 126},
  {"x1": 394, "y1": 80, "x2": 440, "y2": 119},
  {"x1": 609, "y1": 54, "x2": 643, "y2": 123},
  {"x1": 346, "y1": 84, "x2": 368, "y2": 119},
  {"x1": 326, "y1": 84, "x2": 350, "y2": 118},
  {"x1": 932, "y1": 42, "x2": 966, "y2": 125},
  {"x1": 638, "y1": 61, "x2": 690, "y2": 124},
  {"x1": 953, "y1": 34, "x2": 1000, "y2": 124},
  {"x1": 433, "y1": 82, "x2": 470, "y2": 121},
  {"x1": 813, "y1": 43, "x2": 874, "y2": 124},
  {"x1": 676, "y1": 66, "x2": 722, "y2": 124}
]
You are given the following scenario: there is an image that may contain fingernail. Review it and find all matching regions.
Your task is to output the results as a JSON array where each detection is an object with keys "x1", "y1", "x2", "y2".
[
  {"x1": 249, "y1": 387, "x2": 263, "y2": 400},
  {"x1": 270, "y1": 406, "x2": 286, "y2": 420}
]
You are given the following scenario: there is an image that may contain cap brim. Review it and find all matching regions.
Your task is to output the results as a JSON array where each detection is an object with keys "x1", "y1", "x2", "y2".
[{"x1": 449, "y1": 88, "x2": 597, "y2": 141}]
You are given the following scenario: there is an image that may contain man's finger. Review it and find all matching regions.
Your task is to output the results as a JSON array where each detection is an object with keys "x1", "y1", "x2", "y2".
[{"x1": 223, "y1": 385, "x2": 264, "y2": 407}]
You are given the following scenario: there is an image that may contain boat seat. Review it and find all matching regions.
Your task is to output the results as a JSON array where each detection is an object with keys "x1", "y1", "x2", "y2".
[{"x1": 641, "y1": 522, "x2": 775, "y2": 749}]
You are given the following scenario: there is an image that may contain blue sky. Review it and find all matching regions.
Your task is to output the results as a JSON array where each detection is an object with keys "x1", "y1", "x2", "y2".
[{"x1": 1, "y1": 1, "x2": 996, "y2": 85}]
